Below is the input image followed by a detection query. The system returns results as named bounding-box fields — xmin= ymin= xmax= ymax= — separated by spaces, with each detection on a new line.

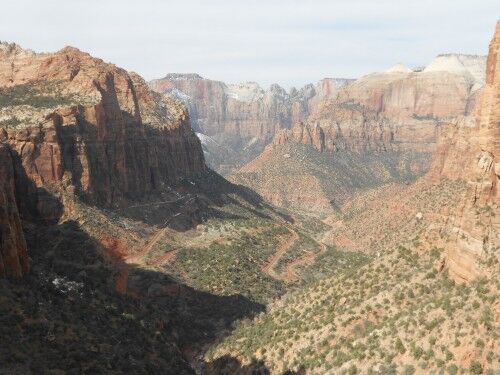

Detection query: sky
xmin=1 ymin=0 xmax=498 ymax=89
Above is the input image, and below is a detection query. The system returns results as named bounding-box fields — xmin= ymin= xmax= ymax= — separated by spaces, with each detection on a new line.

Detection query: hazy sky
xmin=1 ymin=1 xmax=498 ymax=89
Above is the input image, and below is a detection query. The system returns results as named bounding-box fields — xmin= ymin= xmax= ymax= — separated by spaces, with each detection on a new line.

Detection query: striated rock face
xmin=232 ymin=53 xmax=487 ymax=215
xmin=337 ymin=60 xmax=483 ymax=120
xmin=0 ymin=43 xmax=207 ymax=278
xmin=149 ymin=74 xmax=326 ymax=140
xmin=149 ymin=74 xmax=353 ymax=173
xmin=288 ymin=55 xmax=485 ymax=153
xmin=0 ymin=144 xmax=29 ymax=278
xmin=0 ymin=43 xmax=206 ymax=209
xmin=156 ymin=55 xmax=485 ymax=174
xmin=428 ymin=23 xmax=499 ymax=282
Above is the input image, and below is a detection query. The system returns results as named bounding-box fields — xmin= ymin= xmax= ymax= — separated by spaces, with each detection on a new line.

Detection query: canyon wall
xmin=273 ymin=54 xmax=485 ymax=158
xmin=230 ymin=55 xmax=486 ymax=214
xmin=0 ymin=144 xmax=29 ymax=278
xmin=149 ymin=74 xmax=352 ymax=173
xmin=149 ymin=75 xmax=351 ymax=141
xmin=0 ymin=43 xmax=207 ymax=277
xmin=152 ymin=55 xmax=484 ymax=174
xmin=428 ymin=23 xmax=499 ymax=282
xmin=0 ymin=43 xmax=206 ymax=209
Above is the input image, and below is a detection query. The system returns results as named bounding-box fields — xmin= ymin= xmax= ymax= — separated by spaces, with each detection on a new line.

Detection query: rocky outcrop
xmin=0 ymin=43 xmax=206 ymax=209
xmin=0 ymin=43 xmax=207 ymax=277
xmin=232 ymin=52 xmax=487 ymax=216
xmin=0 ymin=144 xmax=29 ymax=278
xmin=336 ymin=60 xmax=483 ymax=121
xmin=152 ymin=54 xmax=485 ymax=175
xmin=149 ymin=74 xmax=353 ymax=173
xmin=261 ymin=54 xmax=486 ymax=186
xmin=149 ymin=74 xmax=325 ymax=140
xmin=428 ymin=23 xmax=499 ymax=282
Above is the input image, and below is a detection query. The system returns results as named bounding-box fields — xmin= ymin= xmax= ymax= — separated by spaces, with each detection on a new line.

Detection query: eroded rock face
xmin=278 ymin=55 xmax=485 ymax=156
xmin=149 ymin=74 xmax=353 ymax=173
xmin=0 ymin=144 xmax=29 ymax=278
xmin=149 ymin=74 xmax=322 ymax=140
xmin=428 ymin=24 xmax=499 ymax=282
xmin=231 ymin=53 xmax=487 ymax=217
xmin=152 ymin=55 xmax=485 ymax=175
xmin=0 ymin=44 xmax=206 ymax=209
xmin=0 ymin=43 xmax=207 ymax=277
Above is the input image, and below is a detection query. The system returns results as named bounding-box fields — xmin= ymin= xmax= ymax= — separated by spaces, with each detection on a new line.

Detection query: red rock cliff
xmin=0 ymin=44 xmax=206 ymax=209
xmin=0 ymin=144 xmax=29 ymax=278
xmin=149 ymin=75 xmax=322 ymax=142
xmin=428 ymin=22 xmax=499 ymax=281
xmin=0 ymin=44 xmax=207 ymax=277
xmin=273 ymin=56 xmax=485 ymax=160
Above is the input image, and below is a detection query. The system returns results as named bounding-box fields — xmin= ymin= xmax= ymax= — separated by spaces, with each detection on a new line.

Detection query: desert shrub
xmin=469 ymin=360 xmax=483 ymax=374
xmin=395 ymin=338 xmax=406 ymax=354
xmin=404 ymin=364 xmax=416 ymax=375
xmin=412 ymin=346 xmax=424 ymax=360
xmin=480 ymin=307 xmax=493 ymax=330
xmin=348 ymin=364 xmax=358 ymax=374
xmin=0 ymin=117 xmax=22 ymax=127
xmin=447 ymin=363 xmax=458 ymax=375
xmin=0 ymin=83 xmax=75 ymax=108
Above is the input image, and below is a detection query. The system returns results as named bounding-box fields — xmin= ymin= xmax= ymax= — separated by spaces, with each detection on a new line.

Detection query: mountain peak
xmin=424 ymin=53 xmax=487 ymax=83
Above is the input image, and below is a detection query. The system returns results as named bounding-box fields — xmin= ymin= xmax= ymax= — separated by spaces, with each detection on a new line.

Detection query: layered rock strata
xmin=149 ymin=74 xmax=353 ymax=172
xmin=0 ymin=144 xmax=29 ymax=278
xmin=428 ymin=23 xmax=499 ymax=281
xmin=0 ymin=43 xmax=206 ymax=277
xmin=0 ymin=43 xmax=206 ymax=209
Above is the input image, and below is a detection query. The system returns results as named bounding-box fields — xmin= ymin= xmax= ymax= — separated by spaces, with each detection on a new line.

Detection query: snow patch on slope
xmin=195 ymin=132 xmax=219 ymax=147
xmin=166 ymin=88 xmax=191 ymax=102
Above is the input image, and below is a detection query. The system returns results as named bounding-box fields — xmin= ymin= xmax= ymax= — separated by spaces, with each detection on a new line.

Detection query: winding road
xmin=262 ymin=226 xmax=300 ymax=280
xmin=125 ymin=196 xmax=196 ymax=265
xmin=262 ymin=221 xmax=330 ymax=282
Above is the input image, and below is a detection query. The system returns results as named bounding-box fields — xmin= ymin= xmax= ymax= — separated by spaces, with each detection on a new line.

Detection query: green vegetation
xmin=231 ymin=143 xmax=431 ymax=216
xmin=168 ymin=218 xmax=288 ymax=303
xmin=208 ymin=241 xmax=499 ymax=374
xmin=299 ymin=245 xmax=371 ymax=284
xmin=274 ymin=231 xmax=318 ymax=273
xmin=0 ymin=82 xmax=76 ymax=109
xmin=0 ymin=116 xmax=22 ymax=127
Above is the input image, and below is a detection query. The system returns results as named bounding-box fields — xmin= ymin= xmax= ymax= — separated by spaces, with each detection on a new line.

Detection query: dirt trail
xmin=262 ymin=227 xmax=299 ymax=280
xmin=262 ymin=213 xmax=333 ymax=282
xmin=148 ymin=249 xmax=179 ymax=267
xmin=125 ymin=212 xmax=181 ymax=264
xmin=281 ymin=241 xmax=327 ymax=282
xmin=115 ymin=197 xmax=185 ymax=211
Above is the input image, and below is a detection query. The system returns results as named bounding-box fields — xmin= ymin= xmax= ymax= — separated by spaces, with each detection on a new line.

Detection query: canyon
xmin=149 ymin=74 xmax=353 ymax=173
xmin=209 ymin=23 xmax=499 ymax=374
xmin=229 ymin=53 xmax=486 ymax=214
xmin=0 ymin=17 xmax=498 ymax=375
xmin=151 ymin=54 xmax=485 ymax=175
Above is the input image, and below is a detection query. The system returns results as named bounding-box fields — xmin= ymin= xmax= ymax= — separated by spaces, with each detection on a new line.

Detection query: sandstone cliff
xmin=428 ymin=23 xmax=499 ymax=281
xmin=274 ymin=54 xmax=486 ymax=158
xmin=230 ymin=55 xmax=486 ymax=213
xmin=0 ymin=43 xmax=206 ymax=209
xmin=152 ymin=55 xmax=485 ymax=175
xmin=296 ymin=25 xmax=498 ymax=283
xmin=0 ymin=43 xmax=206 ymax=278
xmin=0 ymin=144 xmax=29 ymax=278
xmin=149 ymin=74 xmax=353 ymax=173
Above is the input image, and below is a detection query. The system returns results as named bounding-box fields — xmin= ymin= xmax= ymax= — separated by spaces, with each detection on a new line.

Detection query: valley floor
xmin=1 ymin=173 xmax=498 ymax=375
